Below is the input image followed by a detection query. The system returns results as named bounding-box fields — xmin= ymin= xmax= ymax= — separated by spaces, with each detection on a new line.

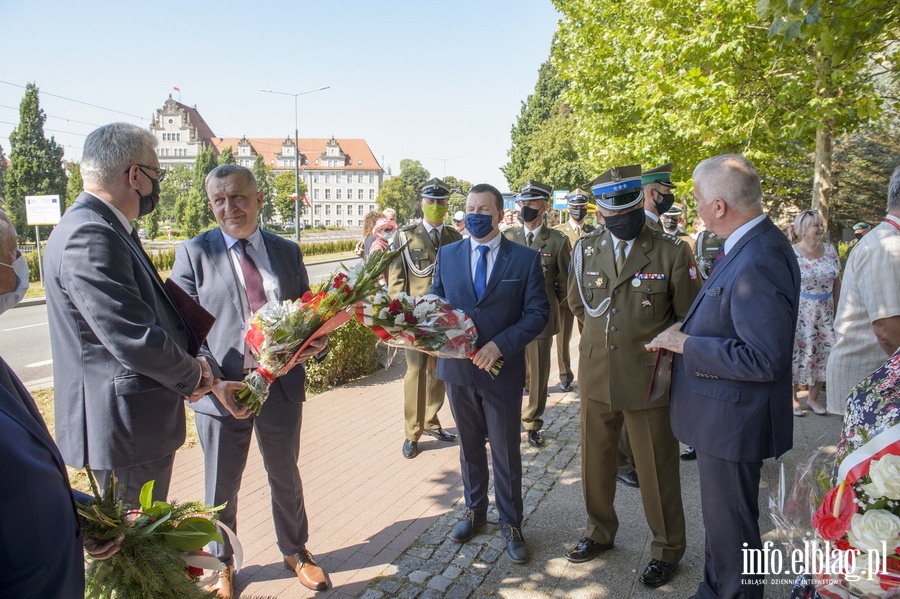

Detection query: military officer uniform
xmin=694 ymin=229 xmax=725 ymax=280
xmin=565 ymin=165 xmax=702 ymax=586
xmin=504 ymin=181 xmax=571 ymax=446
xmin=553 ymin=189 xmax=595 ymax=390
xmin=388 ymin=178 xmax=463 ymax=458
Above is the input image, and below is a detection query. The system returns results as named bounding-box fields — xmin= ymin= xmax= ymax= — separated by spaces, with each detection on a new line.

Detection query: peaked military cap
xmin=566 ymin=188 xmax=590 ymax=206
xmin=517 ymin=180 xmax=552 ymax=202
xmin=591 ymin=164 xmax=644 ymax=210
xmin=641 ymin=163 xmax=676 ymax=188
xmin=664 ymin=202 xmax=684 ymax=216
xmin=852 ymin=221 xmax=870 ymax=231
xmin=419 ymin=178 xmax=451 ymax=200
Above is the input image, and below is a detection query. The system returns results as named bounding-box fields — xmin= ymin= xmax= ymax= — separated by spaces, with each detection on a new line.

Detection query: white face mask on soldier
xmin=0 ymin=254 xmax=29 ymax=316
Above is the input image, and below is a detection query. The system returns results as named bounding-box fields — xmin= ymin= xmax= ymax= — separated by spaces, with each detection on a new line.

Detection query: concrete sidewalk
xmin=168 ymin=341 xmax=843 ymax=599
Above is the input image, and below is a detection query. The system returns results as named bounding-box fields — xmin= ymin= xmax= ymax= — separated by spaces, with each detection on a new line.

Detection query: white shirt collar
xmin=85 ymin=191 xmax=132 ymax=232
xmin=470 ymin=230 xmax=503 ymax=253
xmin=222 ymin=226 xmax=263 ymax=251
xmin=724 ymin=213 xmax=767 ymax=254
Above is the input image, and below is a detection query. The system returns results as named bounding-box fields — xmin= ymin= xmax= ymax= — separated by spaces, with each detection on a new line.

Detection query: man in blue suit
xmin=0 ymin=209 xmax=119 ymax=598
xmin=648 ymin=154 xmax=800 ymax=598
xmin=430 ymin=183 xmax=549 ymax=564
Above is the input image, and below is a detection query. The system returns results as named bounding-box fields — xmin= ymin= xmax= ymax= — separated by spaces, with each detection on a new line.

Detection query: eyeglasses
xmin=124 ymin=164 xmax=167 ymax=183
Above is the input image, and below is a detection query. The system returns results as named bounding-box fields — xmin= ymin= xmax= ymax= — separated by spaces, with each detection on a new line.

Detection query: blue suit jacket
xmin=170 ymin=227 xmax=312 ymax=417
xmin=0 ymin=359 xmax=84 ymax=598
xmin=430 ymin=235 xmax=549 ymax=390
xmin=669 ymin=217 xmax=800 ymax=462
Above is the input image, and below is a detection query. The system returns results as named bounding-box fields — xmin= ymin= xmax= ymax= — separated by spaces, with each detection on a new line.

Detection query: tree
xmin=376 ymin=177 xmax=418 ymax=225
xmin=159 ymin=164 xmax=192 ymax=225
xmin=398 ymin=159 xmax=430 ymax=192
xmin=273 ymin=170 xmax=306 ymax=225
xmin=253 ymin=155 xmax=275 ymax=225
xmin=0 ymin=144 xmax=7 ymax=208
xmin=181 ymin=189 xmax=206 ymax=238
xmin=5 ymin=83 xmax=67 ymax=240
xmin=217 ymin=146 xmax=236 ymax=165
xmin=65 ymin=162 xmax=82 ymax=210
xmin=192 ymin=146 xmax=218 ymax=226
xmin=145 ymin=209 xmax=160 ymax=240
xmin=758 ymin=0 xmax=900 ymax=224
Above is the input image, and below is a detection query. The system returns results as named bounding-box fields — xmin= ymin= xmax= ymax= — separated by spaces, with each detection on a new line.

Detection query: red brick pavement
xmin=169 ymin=354 xmax=570 ymax=598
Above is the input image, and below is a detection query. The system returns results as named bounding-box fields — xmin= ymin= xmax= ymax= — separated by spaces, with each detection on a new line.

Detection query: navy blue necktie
xmin=474 ymin=245 xmax=489 ymax=301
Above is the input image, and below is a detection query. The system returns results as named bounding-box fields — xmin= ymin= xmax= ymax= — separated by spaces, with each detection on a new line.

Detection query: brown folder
xmin=165 ymin=279 xmax=216 ymax=356
xmin=645 ymin=349 xmax=673 ymax=407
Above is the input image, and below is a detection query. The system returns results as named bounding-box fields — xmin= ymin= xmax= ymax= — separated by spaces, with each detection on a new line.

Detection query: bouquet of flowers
xmin=772 ymin=350 xmax=900 ymax=599
xmin=355 ymin=291 xmax=502 ymax=375
xmin=235 ymin=246 xmax=403 ymax=415
xmin=77 ymin=467 xmax=226 ymax=599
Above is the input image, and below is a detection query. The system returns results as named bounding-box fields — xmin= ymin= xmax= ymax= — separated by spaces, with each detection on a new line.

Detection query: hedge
xmin=305 ymin=318 xmax=381 ymax=393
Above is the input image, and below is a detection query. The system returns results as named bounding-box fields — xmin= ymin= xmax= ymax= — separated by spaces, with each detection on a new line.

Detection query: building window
xmin=336 ymin=205 xmax=342 ymax=215
xmin=314 ymin=189 xmax=320 ymax=200
xmin=325 ymin=219 xmax=331 ymax=226
xmin=369 ymin=173 xmax=375 ymax=184
xmin=358 ymin=189 xmax=364 ymax=200
xmin=314 ymin=205 xmax=320 ymax=215
xmin=325 ymin=173 xmax=330 ymax=183
xmin=358 ymin=205 xmax=364 ymax=216
xmin=369 ymin=189 xmax=375 ymax=200
xmin=336 ymin=219 xmax=342 ymax=227
xmin=325 ymin=189 xmax=331 ymax=200
xmin=336 ymin=172 xmax=342 ymax=184
xmin=347 ymin=204 xmax=354 ymax=215
xmin=336 ymin=189 xmax=342 ymax=200
xmin=325 ymin=205 xmax=331 ymax=215
xmin=369 ymin=204 xmax=375 ymax=211
xmin=313 ymin=173 xmax=319 ymax=183
xmin=357 ymin=172 xmax=363 ymax=183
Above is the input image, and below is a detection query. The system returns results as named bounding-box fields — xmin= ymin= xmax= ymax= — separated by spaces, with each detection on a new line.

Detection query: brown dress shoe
xmin=284 ymin=549 xmax=329 ymax=591
xmin=205 ymin=564 xmax=234 ymax=599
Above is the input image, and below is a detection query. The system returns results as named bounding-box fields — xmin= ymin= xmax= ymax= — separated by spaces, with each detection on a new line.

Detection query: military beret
xmin=591 ymin=165 xmax=644 ymax=210
xmin=852 ymin=222 xmax=870 ymax=231
xmin=518 ymin=180 xmax=552 ymax=202
xmin=566 ymin=188 xmax=590 ymax=206
xmin=641 ymin=163 xmax=676 ymax=188
xmin=419 ymin=178 xmax=451 ymax=200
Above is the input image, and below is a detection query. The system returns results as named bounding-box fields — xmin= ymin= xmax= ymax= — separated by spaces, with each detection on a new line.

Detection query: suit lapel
xmin=206 ymin=229 xmax=245 ymax=316
xmin=453 ymin=240 xmax=478 ymax=304
xmin=480 ymin=236 xmax=512 ymax=303
xmin=597 ymin=230 xmax=618 ymax=281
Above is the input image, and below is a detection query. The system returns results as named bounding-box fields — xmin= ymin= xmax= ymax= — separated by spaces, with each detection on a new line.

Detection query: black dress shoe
xmin=560 ymin=380 xmax=572 ymax=391
xmin=527 ymin=430 xmax=544 ymax=447
xmin=422 ymin=428 xmax=457 ymax=442
xmin=450 ymin=510 xmax=486 ymax=542
xmin=680 ymin=447 xmax=697 ymax=460
xmin=565 ymin=537 xmax=614 ymax=563
xmin=616 ymin=471 xmax=639 ymax=487
xmin=402 ymin=440 xmax=418 ymax=459
xmin=501 ymin=525 xmax=529 ymax=564
xmin=639 ymin=559 xmax=676 ymax=588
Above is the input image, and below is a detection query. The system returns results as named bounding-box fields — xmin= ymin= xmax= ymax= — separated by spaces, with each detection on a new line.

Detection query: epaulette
xmin=582 ymin=227 xmax=604 ymax=239
xmin=547 ymin=228 xmax=568 ymax=240
xmin=400 ymin=223 xmax=417 ymax=232
xmin=651 ymin=229 xmax=682 ymax=246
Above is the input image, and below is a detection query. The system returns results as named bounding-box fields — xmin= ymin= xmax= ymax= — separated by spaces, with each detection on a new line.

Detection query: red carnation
xmin=811 ymin=482 xmax=857 ymax=541
xmin=245 ymin=326 xmax=265 ymax=352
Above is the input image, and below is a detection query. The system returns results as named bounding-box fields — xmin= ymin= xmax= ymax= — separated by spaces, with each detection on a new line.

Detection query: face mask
xmin=520 ymin=205 xmax=542 ymax=224
xmin=378 ymin=229 xmax=397 ymax=242
xmin=604 ymin=209 xmax=646 ymax=241
xmin=422 ymin=204 xmax=448 ymax=223
xmin=662 ymin=216 xmax=679 ymax=231
xmin=465 ymin=213 xmax=495 ymax=240
xmin=0 ymin=254 xmax=30 ymax=316
xmin=136 ymin=176 xmax=161 ymax=217
xmin=569 ymin=207 xmax=587 ymax=222
xmin=654 ymin=192 xmax=675 ymax=216
xmin=855 ymin=232 xmax=864 ymax=240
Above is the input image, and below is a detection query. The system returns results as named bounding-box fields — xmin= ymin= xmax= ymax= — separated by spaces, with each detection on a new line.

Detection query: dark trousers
xmin=195 ymin=385 xmax=308 ymax=564
xmin=693 ymin=451 xmax=764 ymax=599
xmin=446 ymin=382 xmax=523 ymax=529
xmin=94 ymin=452 xmax=175 ymax=505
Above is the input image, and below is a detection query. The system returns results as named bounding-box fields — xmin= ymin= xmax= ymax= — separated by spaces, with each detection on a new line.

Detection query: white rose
xmin=845 ymin=509 xmax=900 ymax=553
xmin=861 ymin=455 xmax=900 ymax=500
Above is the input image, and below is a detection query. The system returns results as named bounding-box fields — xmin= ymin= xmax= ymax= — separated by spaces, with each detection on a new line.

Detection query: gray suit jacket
xmin=170 ymin=228 xmax=312 ymax=417
xmin=44 ymin=192 xmax=200 ymax=470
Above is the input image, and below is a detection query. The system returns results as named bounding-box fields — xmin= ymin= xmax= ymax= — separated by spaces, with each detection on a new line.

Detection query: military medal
xmin=632 ymin=278 xmax=641 ymax=288
xmin=595 ymin=277 xmax=604 ymax=286
xmin=585 ymin=245 xmax=594 ymax=256
xmin=642 ymin=298 xmax=652 ymax=307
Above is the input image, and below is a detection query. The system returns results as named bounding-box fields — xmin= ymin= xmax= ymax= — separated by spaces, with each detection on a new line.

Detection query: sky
xmin=0 ymin=0 xmax=560 ymax=191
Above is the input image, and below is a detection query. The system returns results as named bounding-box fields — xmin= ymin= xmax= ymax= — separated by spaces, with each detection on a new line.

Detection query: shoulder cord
xmin=398 ymin=229 xmax=436 ymax=278
xmin=573 ymin=236 xmax=611 ymax=319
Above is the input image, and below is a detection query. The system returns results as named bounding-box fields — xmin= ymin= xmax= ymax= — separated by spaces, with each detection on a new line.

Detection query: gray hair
xmin=205 ymin=164 xmax=257 ymax=194
xmin=791 ymin=209 xmax=823 ymax=243
xmin=889 ymin=164 xmax=900 ymax=211
xmin=81 ymin=123 xmax=158 ymax=188
xmin=692 ymin=154 xmax=762 ymax=212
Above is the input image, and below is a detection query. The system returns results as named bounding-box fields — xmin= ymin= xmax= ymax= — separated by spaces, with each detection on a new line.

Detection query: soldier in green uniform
xmin=504 ymin=180 xmax=571 ymax=447
xmin=640 ymin=163 xmax=677 ymax=232
xmin=553 ymin=189 xmax=595 ymax=392
xmin=662 ymin=203 xmax=694 ymax=249
xmin=388 ymin=178 xmax=464 ymax=459
xmin=565 ymin=164 xmax=702 ymax=589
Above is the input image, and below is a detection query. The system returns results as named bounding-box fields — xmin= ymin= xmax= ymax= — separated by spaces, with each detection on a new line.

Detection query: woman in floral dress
xmin=790 ymin=210 xmax=842 ymax=416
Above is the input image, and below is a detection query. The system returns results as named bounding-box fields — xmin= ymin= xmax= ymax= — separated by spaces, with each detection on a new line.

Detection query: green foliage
xmin=145 ymin=210 xmax=160 ymax=240
xmin=64 ymin=161 xmax=82 ymax=210
xmin=181 ymin=189 xmax=206 ymax=238
xmin=305 ymin=317 xmax=380 ymax=394
xmin=398 ymin=159 xmax=430 ymax=191
xmin=298 ymin=238 xmax=355 ymax=256
xmin=159 ymin=164 xmax=192 ymax=226
xmin=217 ymin=146 xmax=236 ymax=165
xmin=0 ymin=144 xmax=8 ymax=206
xmin=273 ymin=170 xmax=306 ymax=224
xmin=376 ymin=160 xmax=433 ymax=225
xmin=23 ymin=250 xmax=40 ymax=281
xmin=253 ymin=155 xmax=275 ymax=225
xmin=192 ymin=146 xmax=218 ymax=227
xmin=5 ymin=83 xmax=67 ymax=241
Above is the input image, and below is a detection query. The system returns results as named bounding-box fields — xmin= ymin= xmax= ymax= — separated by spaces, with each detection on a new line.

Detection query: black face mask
xmin=520 ymin=205 xmax=542 ymax=224
xmin=136 ymin=170 xmax=161 ymax=217
xmin=654 ymin=192 xmax=675 ymax=216
xmin=604 ymin=209 xmax=646 ymax=241
xmin=854 ymin=232 xmax=864 ymax=240
xmin=662 ymin=216 xmax=679 ymax=231
xmin=569 ymin=207 xmax=587 ymax=222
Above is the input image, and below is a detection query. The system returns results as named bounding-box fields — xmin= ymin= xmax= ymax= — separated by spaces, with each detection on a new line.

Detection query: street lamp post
xmin=260 ymin=85 xmax=330 ymax=242
xmin=427 ymin=155 xmax=462 ymax=179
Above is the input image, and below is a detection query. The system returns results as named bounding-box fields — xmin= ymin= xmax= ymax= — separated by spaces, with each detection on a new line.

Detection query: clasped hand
xmin=471 ymin=341 xmax=501 ymax=371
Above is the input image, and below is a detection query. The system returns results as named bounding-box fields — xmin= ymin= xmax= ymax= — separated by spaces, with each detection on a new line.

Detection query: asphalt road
xmin=0 ymin=256 xmax=359 ymax=390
